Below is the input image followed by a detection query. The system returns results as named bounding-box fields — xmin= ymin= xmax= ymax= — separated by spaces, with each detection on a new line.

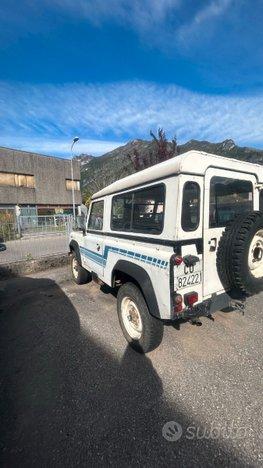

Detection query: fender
xmin=112 ymin=260 xmax=160 ymax=318
xmin=69 ymin=240 xmax=82 ymax=265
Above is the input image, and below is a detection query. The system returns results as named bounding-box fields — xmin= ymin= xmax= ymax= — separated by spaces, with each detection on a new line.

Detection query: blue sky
xmin=0 ymin=0 xmax=262 ymax=157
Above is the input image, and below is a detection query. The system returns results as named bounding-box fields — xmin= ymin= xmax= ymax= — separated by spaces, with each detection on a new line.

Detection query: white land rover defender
xmin=69 ymin=150 xmax=263 ymax=353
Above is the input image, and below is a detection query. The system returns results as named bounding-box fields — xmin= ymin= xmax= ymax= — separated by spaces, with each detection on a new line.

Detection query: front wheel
xmin=117 ymin=282 xmax=164 ymax=353
xmin=70 ymin=251 xmax=91 ymax=285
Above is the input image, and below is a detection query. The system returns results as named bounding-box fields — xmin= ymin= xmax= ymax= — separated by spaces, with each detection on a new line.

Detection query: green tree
xmin=82 ymin=188 xmax=93 ymax=207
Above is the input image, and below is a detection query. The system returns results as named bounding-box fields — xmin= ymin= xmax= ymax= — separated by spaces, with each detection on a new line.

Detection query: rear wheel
xmin=117 ymin=282 xmax=164 ymax=353
xmin=70 ymin=251 xmax=90 ymax=285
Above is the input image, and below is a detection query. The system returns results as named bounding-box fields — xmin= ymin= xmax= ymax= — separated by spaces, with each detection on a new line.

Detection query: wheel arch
xmin=112 ymin=259 xmax=160 ymax=318
xmin=69 ymin=240 xmax=82 ymax=265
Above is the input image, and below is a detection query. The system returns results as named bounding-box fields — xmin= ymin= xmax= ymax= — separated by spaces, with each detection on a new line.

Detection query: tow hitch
xmin=230 ymin=299 xmax=246 ymax=315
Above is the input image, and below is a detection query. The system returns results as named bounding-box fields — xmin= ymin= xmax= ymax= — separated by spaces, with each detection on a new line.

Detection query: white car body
xmin=70 ymin=150 xmax=263 ymax=321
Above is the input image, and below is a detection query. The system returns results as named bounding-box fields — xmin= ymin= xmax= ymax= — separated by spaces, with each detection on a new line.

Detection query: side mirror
xmin=0 ymin=243 xmax=6 ymax=252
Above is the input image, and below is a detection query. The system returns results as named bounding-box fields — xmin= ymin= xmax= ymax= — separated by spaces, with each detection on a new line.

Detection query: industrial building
xmin=0 ymin=146 xmax=81 ymax=218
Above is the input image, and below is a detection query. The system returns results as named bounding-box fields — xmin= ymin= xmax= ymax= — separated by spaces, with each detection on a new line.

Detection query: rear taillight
xmin=184 ymin=291 xmax=198 ymax=307
xmin=173 ymin=293 xmax=183 ymax=313
xmin=171 ymin=254 xmax=183 ymax=266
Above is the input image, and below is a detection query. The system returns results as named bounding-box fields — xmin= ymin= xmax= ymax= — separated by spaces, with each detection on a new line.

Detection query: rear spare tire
xmin=217 ymin=211 xmax=263 ymax=296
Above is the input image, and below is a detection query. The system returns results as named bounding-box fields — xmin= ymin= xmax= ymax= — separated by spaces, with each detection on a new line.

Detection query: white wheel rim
xmin=121 ymin=297 xmax=143 ymax=340
xmin=248 ymin=229 xmax=263 ymax=278
xmin=72 ymin=257 xmax=79 ymax=279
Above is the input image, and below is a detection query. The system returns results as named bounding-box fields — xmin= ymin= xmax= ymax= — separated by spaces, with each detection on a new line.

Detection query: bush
xmin=0 ymin=211 xmax=18 ymax=241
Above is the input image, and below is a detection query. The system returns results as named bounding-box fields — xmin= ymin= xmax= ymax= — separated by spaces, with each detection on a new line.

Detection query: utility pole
xmin=70 ymin=136 xmax=79 ymax=221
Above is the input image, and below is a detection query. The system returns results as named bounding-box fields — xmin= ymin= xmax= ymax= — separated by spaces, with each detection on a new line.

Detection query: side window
xmin=111 ymin=193 xmax=133 ymax=231
xmin=209 ymin=177 xmax=253 ymax=228
xmin=88 ymin=200 xmax=104 ymax=231
xmin=260 ymin=191 xmax=263 ymax=211
xmin=132 ymin=185 xmax=165 ymax=234
xmin=181 ymin=182 xmax=200 ymax=231
xmin=111 ymin=184 xmax=165 ymax=234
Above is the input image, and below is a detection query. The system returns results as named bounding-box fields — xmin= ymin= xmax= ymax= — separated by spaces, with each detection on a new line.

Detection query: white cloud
xmin=177 ymin=0 xmax=233 ymax=46
xmin=0 ymin=0 xmax=257 ymax=64
xmin=0 ymin=135 xmax=123 ymax=157
xmin=0 ymin=80 xmax=262 ymax=156
xmin=49 ymin=0 xmax=181 ymax=31
xmin=46 ymin=0 xmax=237 ymax=51
xmin=194 ymin=0 xmax=232 ymax=24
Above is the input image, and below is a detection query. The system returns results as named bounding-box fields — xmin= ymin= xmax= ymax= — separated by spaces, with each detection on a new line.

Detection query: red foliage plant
xmin=128 ymin=128 xmax=177 ymax=171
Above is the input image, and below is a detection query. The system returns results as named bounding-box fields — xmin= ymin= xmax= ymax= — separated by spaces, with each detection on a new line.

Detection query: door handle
xmin=209 ymin=237 xmax=217 ymax=252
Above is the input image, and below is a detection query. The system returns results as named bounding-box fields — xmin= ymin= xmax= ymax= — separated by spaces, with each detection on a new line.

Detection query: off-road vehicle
xmin=69 ymin=150 xmax=263 ymax=352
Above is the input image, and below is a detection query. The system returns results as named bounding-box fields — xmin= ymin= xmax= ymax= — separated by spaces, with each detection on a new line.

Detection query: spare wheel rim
xmin=248 ymin=229 xmax=263 ymax=278
xmin=121 ymin=297 xmax=143 ymax=340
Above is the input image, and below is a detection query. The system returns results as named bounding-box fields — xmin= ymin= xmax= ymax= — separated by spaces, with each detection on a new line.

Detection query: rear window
xmin=209 ymin=177 xmax=253 ymax=228
xmin=111 ymin=184 xmax=165 ymax=234
xmin=181 ymin=182 xmax=200 ymax=231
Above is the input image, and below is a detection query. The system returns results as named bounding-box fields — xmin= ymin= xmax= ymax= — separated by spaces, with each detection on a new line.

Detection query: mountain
xmin=74 ymin=154 xmax=95 ymax=166
xmin=80 ymin=139 xmax=263 ymax=196
xmin=179 ymin=139 xmax=263 ymax=163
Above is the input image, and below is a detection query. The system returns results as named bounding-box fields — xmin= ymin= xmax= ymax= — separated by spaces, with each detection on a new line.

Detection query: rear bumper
xmin=176 ymin=292 xmax=231 ymax=320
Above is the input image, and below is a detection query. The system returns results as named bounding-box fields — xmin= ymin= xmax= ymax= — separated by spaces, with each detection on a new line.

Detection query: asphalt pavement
xmin=0 ymin=234 xmax=68 ymax=264
xmin=0 ymin=266 xmax=262 ymax=467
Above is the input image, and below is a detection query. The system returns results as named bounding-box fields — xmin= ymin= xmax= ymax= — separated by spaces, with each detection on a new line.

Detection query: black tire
xmin=117 ymin=282 xmax=164 ymax=353
xmin=217 ymin=211 xmax=263 ymax=296
xmin=70 ymin=251 xmax=91 ymax=285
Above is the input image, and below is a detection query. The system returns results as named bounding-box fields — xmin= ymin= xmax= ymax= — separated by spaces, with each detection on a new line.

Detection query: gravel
xmin=0 ymin=266 xmax=262 ymax=467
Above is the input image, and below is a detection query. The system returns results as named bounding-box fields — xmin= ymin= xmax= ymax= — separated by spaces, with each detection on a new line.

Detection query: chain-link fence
xmin=19 ymin=215 xmax=73 ymax=236
xmin=0 ymin=215 xmax=73 ymax=264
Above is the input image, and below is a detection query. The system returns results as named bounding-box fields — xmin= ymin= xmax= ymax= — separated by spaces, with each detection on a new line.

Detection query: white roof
xmin=92 ymin=150 xmax=263 ymax=199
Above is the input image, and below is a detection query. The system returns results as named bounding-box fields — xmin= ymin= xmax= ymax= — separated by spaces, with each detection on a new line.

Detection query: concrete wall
xmin=0 ymin=147 xmax=81 ymax=206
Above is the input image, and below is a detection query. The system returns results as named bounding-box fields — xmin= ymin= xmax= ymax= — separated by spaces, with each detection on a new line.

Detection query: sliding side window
xmin=111 ymin=192 xmax=133 ymax=231
xmin=111 ymin=184 xmax=165 ymax=234
xmin=131 ymin=185 xmax=165 ymax=234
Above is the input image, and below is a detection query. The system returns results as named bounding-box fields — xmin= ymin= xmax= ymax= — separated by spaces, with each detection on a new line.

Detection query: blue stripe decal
xmin=80 ymin=245 xmax=169 ymax=269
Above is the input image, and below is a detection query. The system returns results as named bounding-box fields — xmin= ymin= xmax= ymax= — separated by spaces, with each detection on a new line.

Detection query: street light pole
xmin=70 ymin=136 xmax=79 ymax=221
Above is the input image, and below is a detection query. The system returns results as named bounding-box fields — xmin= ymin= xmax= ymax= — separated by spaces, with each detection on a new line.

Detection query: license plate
xmin=176 ymin=271 xmax=202 ymax=289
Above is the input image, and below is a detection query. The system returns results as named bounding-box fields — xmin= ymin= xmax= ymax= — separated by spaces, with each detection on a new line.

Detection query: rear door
xmin=203 ymin=168 xmax=256 ymax=298
xmin=81 ymin=199 xmax=105 ymax=278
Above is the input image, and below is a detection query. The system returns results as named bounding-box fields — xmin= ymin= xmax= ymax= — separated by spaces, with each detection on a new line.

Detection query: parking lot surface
xmin=0 ymin=266 xmax=262 ymax=467
xmin=0 ymin=234 xmax=68 ymax=264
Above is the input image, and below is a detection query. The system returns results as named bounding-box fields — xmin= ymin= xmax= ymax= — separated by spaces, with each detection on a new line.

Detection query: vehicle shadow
xmin=0 ymin=274 xmax=245 ymax=466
